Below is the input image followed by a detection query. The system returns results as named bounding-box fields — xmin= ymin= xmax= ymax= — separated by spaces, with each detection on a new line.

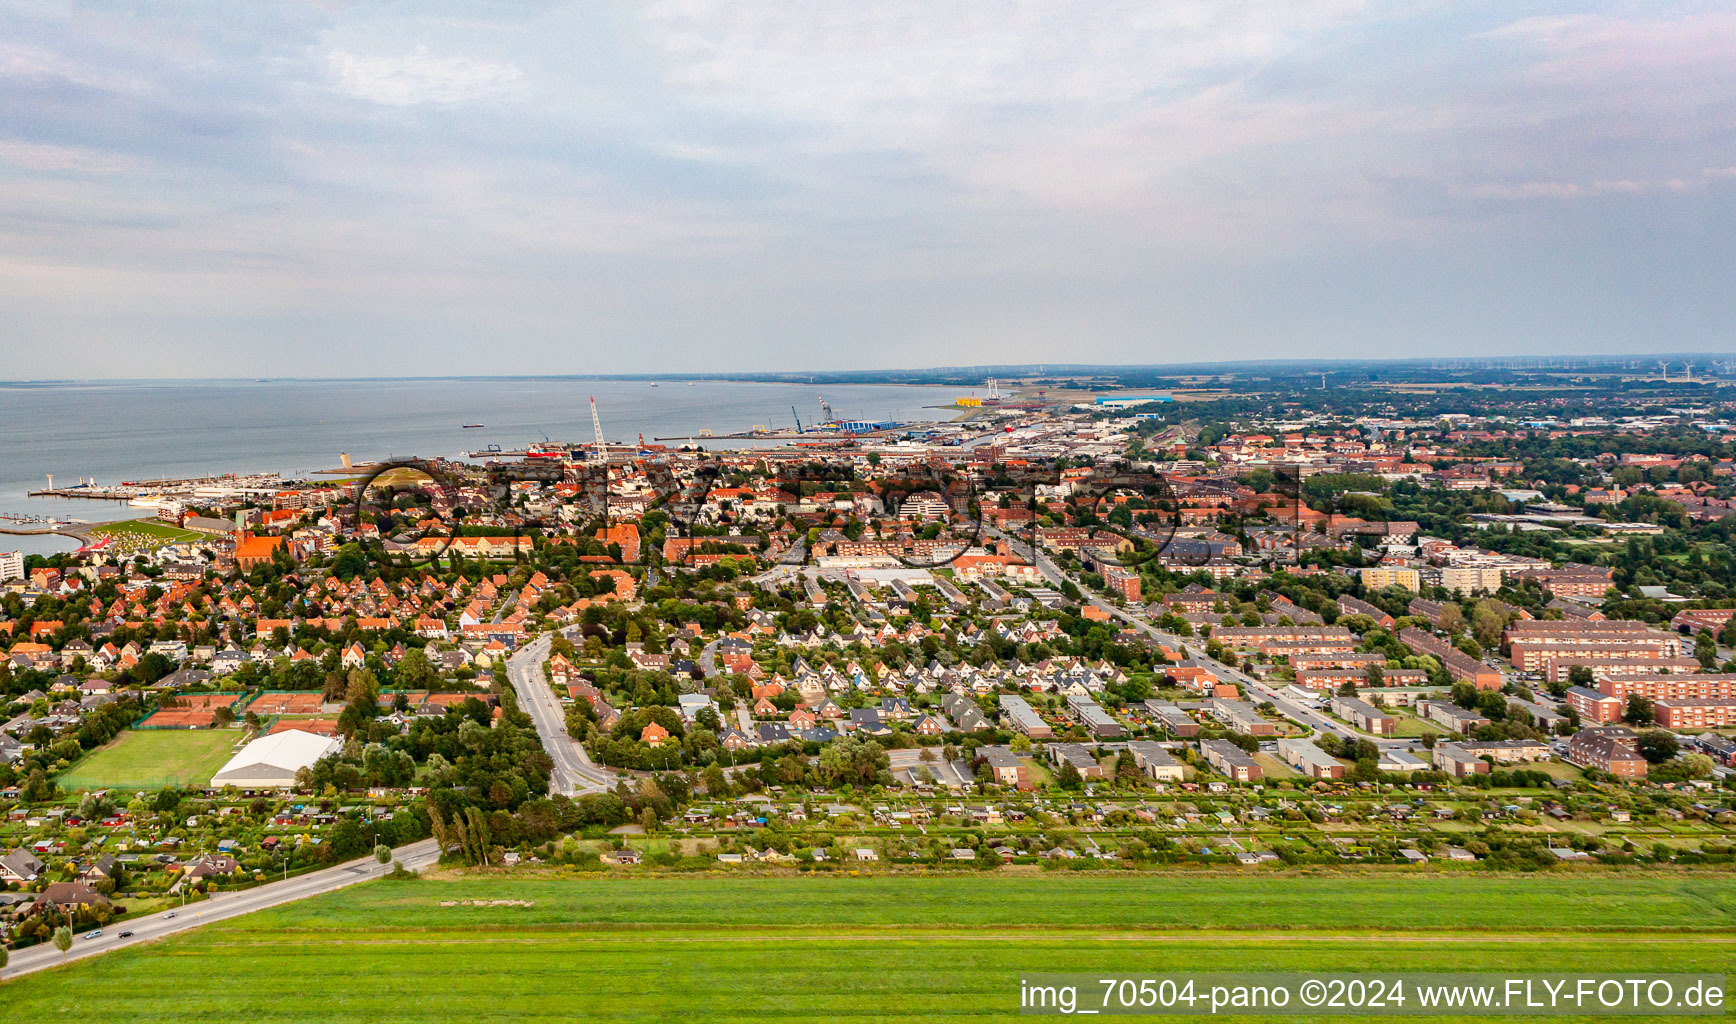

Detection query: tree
xmin=701 ymin=763 xmax=729 ymax=797
xmin=1636 ymin=730 xmax=1678 ymax=764
xmin=1471 ymin=601 xmax=1506 ymax=651
xmin=1678 ymin=753 xmax=1714 ymax=779
xmin=374 ymin=844 xmax=392 ymax=864
xmin=1623 ymin=695 xmax=1656 ymax=727
xmin=53 ymin=925 xmax=73 ymax=956
xmin=1337 ymin=679 xmax=1360 ymax=697
xmin=396 ymin=648 xmax=437 ymax=690
xmin=1365 ymin=664 xmax=1384 ymax=688
xmin=1056 ymin=761 xmax=1084 ymax=791
xmin=0 ymin=943 xmax=7 ymax=969
xmin=1114 ymin=751 xmax=1142 ymax=786
xmin=1695 ymin=630 xmax=1718 ymax=670
xmin=21 ymin=768 xmax=55 ymax=803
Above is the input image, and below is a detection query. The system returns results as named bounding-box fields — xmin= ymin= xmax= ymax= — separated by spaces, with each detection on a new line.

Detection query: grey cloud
xmin=0 ymin=1 xmax=1731 ymax=377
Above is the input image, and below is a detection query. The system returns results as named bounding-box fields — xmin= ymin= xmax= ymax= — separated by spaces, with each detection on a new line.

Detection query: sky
xmin=1 ymin=1 xmax=1733 ymax=378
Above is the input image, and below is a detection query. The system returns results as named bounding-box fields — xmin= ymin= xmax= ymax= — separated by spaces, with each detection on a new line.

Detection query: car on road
xmin=164 ymin=911 xmax=176 ymax=919
xmin=83 ymin=929 xmax=103 ymax=939
xmin=119 ymin=930 xmax=135 ymax=938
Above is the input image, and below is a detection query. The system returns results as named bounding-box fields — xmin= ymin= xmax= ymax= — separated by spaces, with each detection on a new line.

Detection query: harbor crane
xmin=791 ymin=405 xmax=803 ymax=433
xmin=589 ymin=396 xmax=607 ymax=464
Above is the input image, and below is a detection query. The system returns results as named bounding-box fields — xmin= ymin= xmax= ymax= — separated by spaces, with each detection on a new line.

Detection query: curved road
xmin=0 ymin=838 xmax=440 ymax=981
xmin=505 ymin=632 xmax=616 ymax=795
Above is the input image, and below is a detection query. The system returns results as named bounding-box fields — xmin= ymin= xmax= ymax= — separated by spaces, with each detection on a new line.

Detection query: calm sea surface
xmin=0 ymin=378 xmax=952 ymax=554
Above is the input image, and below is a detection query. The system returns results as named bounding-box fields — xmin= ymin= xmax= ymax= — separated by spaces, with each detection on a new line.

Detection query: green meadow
xmin=7 ymin=872 xmax=1732 ymax=1022
xmin=58 ymin=729 xmax=238 ymax=790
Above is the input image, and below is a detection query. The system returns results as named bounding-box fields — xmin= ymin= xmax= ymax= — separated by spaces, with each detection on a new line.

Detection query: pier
xmin=27 ymin=487 xmax=139 ymax=501
xmin=0 ymin=520 xmax=98 ymax=541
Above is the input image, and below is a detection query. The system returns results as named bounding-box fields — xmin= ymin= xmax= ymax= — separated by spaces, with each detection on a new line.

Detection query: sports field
xmin=58 ymin=729 xmax=238 ymax=790
xmin=5 ymin=873 xmax=1732 ymax=1021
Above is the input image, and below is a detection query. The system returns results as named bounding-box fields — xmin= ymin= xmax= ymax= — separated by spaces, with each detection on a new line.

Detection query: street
xmin=986 ymin=525 xmax=1415 ymax=749
xmin=505 ymin=632 xmax=616 ymax=794
xmin=0 ymin=838 xmax=440 ymax=981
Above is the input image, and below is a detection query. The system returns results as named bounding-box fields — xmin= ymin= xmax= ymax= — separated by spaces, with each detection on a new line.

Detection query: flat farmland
xmin=5 ymin=873 xmax=1733 ymax=1022
xmin=58 ymin=729 xmax=238 ymax=790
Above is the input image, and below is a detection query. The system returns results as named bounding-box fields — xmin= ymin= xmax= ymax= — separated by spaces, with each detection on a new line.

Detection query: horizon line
xmin=3 ymin=352 xmax=1733 ymax=386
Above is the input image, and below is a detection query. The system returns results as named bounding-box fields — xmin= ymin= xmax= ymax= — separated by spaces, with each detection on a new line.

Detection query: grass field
xmin=58 ymin=729 xmax=238 ymax=790
xmin=6 ymin=873 xmax=1733 ymax=1021
xmin=90 ymin=517 xmax=202 ymax=540
xmin=1250 ymin=752 xmax=1298 ymax=778
xmin=1389 ymin=710 xmax=1449 ymax=738
xmin=88 ymin=517 xmax=203 ymax=548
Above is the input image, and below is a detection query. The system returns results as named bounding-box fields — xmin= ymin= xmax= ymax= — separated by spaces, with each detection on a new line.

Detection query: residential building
xmin=1432 ymin=742 xmax=1491 ymax=778
xmin=1418 ymin=700 xmax=1489 ymax=735
xmin=1440 ymin=566 xmax=1504 ymax=596
xmin=1399 ymin=628 xmax=1502 ymax=689
xmin=1456 ymin=739 xmax=1550 ymax=763
xmin=978 ymin=747 xmax=1032 ymax=790
xmin=1101 ymin=564 xmax=1141 ymax=603
xmin=1567 ymin=726 xmax=1648 ymax=778
xmin=1125 ymin=741 xmax=1185 ymax=782
xmin=1653 ymin=698 xmax=1736 ymax=729
xmin=1357 ymin=566 xmax=1420 ymax=592
xmin=997 ymin=693 xmax=1052 ymax=739
xmin=1276 ymin=737 xmax=1345 ymax=779
xmin=1598 ymin=674 xmax=1736 ymax=702
xmin=1048 ymin=742 xmax=1104 ymax=779
xmin=1066 ymin=693 xmax=1125 ymax=739
xmin=1211 ymin=697 xmax=1275 ymax=736
xmin=1330 ymin=694 xmax=1394 ymax=735
xmin=1142 ymin=699 xmax=1199 ymax=737
xmin=1200 ymin=739 xmax=1262 ymax=782
xmin=1565 ymin=685 xmax=1623 ymax=724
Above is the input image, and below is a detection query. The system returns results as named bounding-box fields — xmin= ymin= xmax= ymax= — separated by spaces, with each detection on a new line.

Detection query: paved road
xmin=505 ymin=632 xmax=615 ymax=795
xmin=489 ymin=588 xmax=520 ymax=624
xmin=697 ymin=638 xmax=722 ymax=679
xmin=986 ymin=525 xmax=1406 ymax=748
xmin=0 ymin=838 xmax=440 ymax=981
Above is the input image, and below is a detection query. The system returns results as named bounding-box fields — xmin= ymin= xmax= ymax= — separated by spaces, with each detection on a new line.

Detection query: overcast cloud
xmin=1 ymin=1 xmax=1732 ymax=377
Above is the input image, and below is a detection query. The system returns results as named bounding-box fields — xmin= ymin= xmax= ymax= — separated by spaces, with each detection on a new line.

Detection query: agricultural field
xmin=58 ymin=729 xmax=240 ymax=790
xmin=6 ymin=873 xmax=1733 ymax=1022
